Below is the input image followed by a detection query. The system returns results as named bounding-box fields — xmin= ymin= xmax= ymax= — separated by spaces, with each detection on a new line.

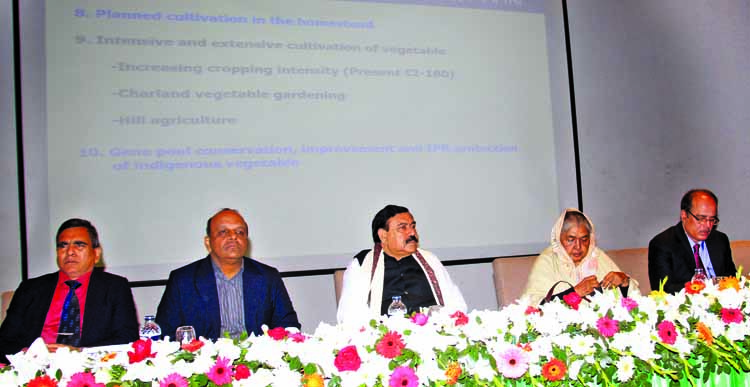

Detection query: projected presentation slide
xmin=23 ymin=0 xmax=574 ymax=280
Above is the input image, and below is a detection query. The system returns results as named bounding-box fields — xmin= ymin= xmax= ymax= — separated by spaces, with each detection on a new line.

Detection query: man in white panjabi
xmin=337 ymin=205 xmax=466 ymax=324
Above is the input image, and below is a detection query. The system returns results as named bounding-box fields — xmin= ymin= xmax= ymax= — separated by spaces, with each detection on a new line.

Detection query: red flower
xmin=207 ymin=357 xmax=232 ymax=385
xmin=180 ymin=339 xmax=204 ymax=352
xmin=128 ymin=338 xmax=157 ymax=364
xmin=27 ymin=375 xmax=58 ymax=387
xmin=685 ymin=281 xmax=706 ymax=294
xmin=657 ymin=320 xmax=678 ymax=345
xmin=233 ymin=364 xmax=251 ymax=380
xmin=721 ymin=308 xmax=744 ymax=324
xmin=563 ymin=292 xmax=582 ymax=310
xmin=450 ymin=311 xmax=469 ymax=326
xmin=376 ymin=331 xmax=406 ymax=359
xmin=289 ymin=332 xmax=307 ymax=343
xmin=541 ymin=358 xmax=567 ymax=382
xmin=267 ymin=327 xmax=289 ymax=341
xmin=334 ymin=345 xmax=362 ymax=372
xmin=524 ymin=306 xmax=541 ymax=315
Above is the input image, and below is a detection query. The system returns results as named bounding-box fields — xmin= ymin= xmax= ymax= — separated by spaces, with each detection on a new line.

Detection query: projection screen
xmin=20 ymin=0 xmax=578 ymax=281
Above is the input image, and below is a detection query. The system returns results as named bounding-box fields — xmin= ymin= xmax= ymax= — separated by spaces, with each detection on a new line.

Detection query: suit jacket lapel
xmin=242 ymin=258 xmax=264 ymax=334
xmin=704 ymin=232 xmax=723 ymax=271
xmin=673 ymin=222 xmax=697 ymax=268
xmin=81 ymin=270 xmax=102 ymax=342
xmin=195 ymin=257 xmax=222 ymax=335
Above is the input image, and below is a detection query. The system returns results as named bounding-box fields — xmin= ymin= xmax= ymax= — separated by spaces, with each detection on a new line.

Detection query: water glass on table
xmin=175 ymin=326 xmax=196 ymax=349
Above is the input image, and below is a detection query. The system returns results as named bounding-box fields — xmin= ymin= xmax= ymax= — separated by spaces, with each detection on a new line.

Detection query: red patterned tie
xmin=693 ymin=243 xmax=705 ymax=272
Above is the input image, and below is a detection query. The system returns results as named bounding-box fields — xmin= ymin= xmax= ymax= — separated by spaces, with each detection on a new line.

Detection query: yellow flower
xmin=445 ymin=362 xmax=462 ymax=385
xmin=302 ymin=373 xmax=325 ymax=387
xmin=719 ymin=276 xmax=740 ymax=291
xmin=696 ymin=322 xmax=713 ymax=346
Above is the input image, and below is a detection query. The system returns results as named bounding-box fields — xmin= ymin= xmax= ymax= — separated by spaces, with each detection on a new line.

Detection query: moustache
xmin=406 ymin=236 xmax=419 ymax=244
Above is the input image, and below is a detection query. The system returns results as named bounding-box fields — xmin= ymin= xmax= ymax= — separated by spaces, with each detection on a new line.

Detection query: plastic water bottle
xmin=387 ymin=296 xmax=407 ymax=317
xmin=692 ymin=268 xmax=707 ymax=283
xmin=139 ymin=315 xmax=162 ymax=340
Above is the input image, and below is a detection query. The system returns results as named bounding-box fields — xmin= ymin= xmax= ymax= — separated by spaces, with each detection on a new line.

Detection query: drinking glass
xmin=175 ymin=326 xmax=196 ymax=347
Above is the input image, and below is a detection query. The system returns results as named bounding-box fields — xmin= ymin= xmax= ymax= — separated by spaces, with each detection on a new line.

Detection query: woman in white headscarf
xmin=522 ymin=209 xmax=640 ymax=305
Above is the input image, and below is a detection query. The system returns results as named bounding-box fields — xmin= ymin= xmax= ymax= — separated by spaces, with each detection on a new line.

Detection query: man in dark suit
xmin=649 ymin=189 xmax=736 ymax=293
xmin=0 ymin=218 xmax=139 ymax=363
xmin=156 ymin=208 xmax=299 ymax=340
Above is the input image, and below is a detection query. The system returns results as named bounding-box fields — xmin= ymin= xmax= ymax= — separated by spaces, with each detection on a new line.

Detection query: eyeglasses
xmin=686 ymin=209 xmax=720 ymax=225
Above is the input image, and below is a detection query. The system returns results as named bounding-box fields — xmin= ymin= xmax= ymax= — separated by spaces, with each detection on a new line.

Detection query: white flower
xmin=570 ymin=335 xmax=596 ymax=356
xmin=717 ymin=288 xmax=743 ymax=308
xmin=568 ymin=359 xmax=584 ymax=380
xmin=0 ymin=369 xmax=19 ymax=386
xmin=615 ymin=355 xmax=635 ymax=382
xmin=214 ymin=337 xmax=241 ymax=361
xmin=249 ymin=368 xmax=276 ymax=386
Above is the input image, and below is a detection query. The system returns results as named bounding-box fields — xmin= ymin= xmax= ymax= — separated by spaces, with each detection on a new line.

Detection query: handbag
xmin=541 ymin=280 xmax=591 ymax=304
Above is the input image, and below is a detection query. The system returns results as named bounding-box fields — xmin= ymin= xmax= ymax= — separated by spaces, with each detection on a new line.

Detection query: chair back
xmin=1 ymin=290 xmax=14 ymax=323
xmin=333 ymin=270 xmax=345 ymax=305
xmin=731 ymin=240 xmax=750 ymax=275
xmin=606 ymin=248 xmax=650 ymax=292
xmin=492 ymin=256 xmax=537 ymax=307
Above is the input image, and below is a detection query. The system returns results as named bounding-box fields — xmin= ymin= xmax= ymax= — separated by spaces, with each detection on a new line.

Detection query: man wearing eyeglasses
xmin=0 ymin=218 xmax=139 ymax=363
xmin=648 ymin=189 xmax=736 ymax=293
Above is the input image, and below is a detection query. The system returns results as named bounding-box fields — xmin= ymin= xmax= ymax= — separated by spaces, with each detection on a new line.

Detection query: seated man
xmin=156 ymin=208 xmax=300 ymax=340
xmin=649 ymin=189 xmax=736 ymax=293
xmin=0 ymin=219 xmax=139 ymax=362
xmin=523 ymin=209 xmax=639 ymax=305
xmin=337 ymin=205 xmax=466 ymax=324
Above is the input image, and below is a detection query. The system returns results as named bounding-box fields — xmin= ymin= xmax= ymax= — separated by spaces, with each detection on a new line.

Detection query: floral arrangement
xmin=2 ymin=274 xmax=750 ymax=387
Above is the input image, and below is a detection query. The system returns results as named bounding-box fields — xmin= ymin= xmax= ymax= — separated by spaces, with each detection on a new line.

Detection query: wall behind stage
xmin=567 ymin=0 xmax=750 ymax=251
xmin=3 ymin=0 xmax=750 ymax=328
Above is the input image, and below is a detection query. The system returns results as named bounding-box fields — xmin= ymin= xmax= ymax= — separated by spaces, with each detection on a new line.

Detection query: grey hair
xmin=561 ymin=211 xmax=592 ymax=235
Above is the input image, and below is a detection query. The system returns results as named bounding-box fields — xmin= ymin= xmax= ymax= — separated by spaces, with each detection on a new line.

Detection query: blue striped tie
xmin=57 ymin=280 xmax=82 ymax=346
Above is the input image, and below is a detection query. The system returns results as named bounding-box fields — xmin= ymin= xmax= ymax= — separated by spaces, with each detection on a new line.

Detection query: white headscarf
xmin=549 ymin=208 xmax=600 ymax=283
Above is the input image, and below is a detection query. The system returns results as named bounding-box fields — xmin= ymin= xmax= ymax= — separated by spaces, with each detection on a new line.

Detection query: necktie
xmin=57 ymin=280 xmax=82 ymax=346
xmin=693 ymin=243 xmax=706 ymax=272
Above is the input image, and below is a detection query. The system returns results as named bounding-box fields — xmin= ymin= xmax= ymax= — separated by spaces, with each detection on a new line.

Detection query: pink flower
xmin=657 ymin=320 xmax=677 ymax=345
xmin=127 ymin=338 xmax=156 ymax=364
xmin=621 ymin=297 xmax=638 ymax=312
xmin=563 ymin=292 xmax=582 ymax=310
xmin=721 ymin=308 xmax=744 ymax=324
xmin=388 ymin=366 xmax=419 ymax=387
xmin=376 ymin=331 xmax=406 ymax=359
xmin=233 ymin=364 xmax=251 ymax=380
xmin=596 ymin=316 xmax=620 ymax=338
xmin=289 ymin=332 xmax=307 ymax=343
xmin=450 ymin=311 xmax=469 ymax=326
xmin=410 ymin=313 xmax=428 ymax=326
xmin=267 ymin=327 xmax=289 ymax=341
xmin=334 ymin=345 xmax=362 ymax=372
xmin=67 ymin=372 xmax=104 ymax=387
xmin=206 ymin=357 xmax=233 ymax=385
xmin=496 ymin=346 xmax=529 ymax=379
xmin=159 ymin=373 xmax=188 ymax=387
